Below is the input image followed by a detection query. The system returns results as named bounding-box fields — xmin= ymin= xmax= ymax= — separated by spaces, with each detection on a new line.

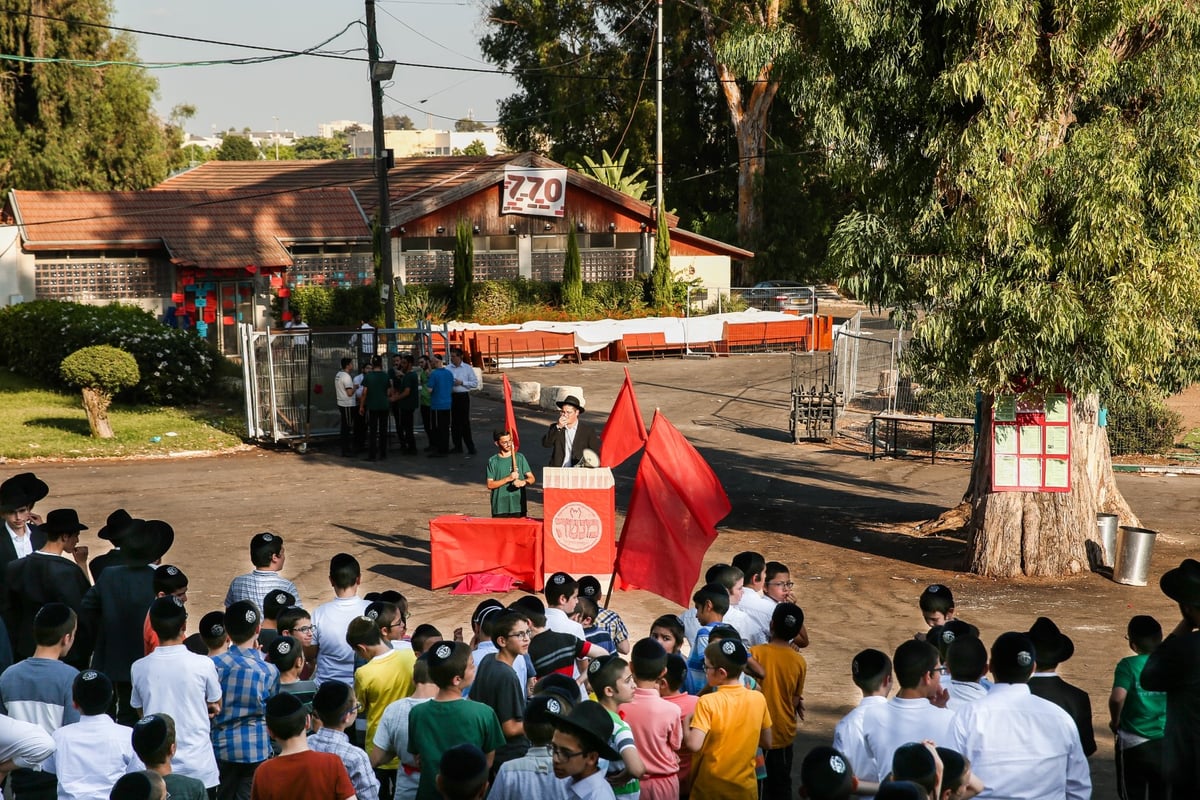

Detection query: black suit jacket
xmin=542 ymin=422 xmax=601 ymax=468
xmin=1141 ymin=629 xmax=1200 ymax=787
xmin=0 ymin=525 xmax=47 ymax=583
xmin=4 ymin=552 xmax=92 ymax=666
xmin=1028 ymin=674 xmax=1097 ymax=756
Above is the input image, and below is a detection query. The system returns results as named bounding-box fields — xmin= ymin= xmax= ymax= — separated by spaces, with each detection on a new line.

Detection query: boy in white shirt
xmin=307 ymin=553 xmax=369 ymax=686
xmin=47 ymin=670 xmax=140 ymax=800
xmin=130 ymin=596 xmax=222 ymax=792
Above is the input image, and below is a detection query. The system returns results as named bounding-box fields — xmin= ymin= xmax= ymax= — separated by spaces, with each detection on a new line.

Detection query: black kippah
xmin=149 ymin=595 xmax=186 ymax=625
xmin=72 ymin=669 xmax=112 ymax=712
xmin=199 ymin=611 xmax=225 ymax=639
xmin=109 ymin=772 xmax=155 ymax=800
xmin=631 ymin=637 xmax=666 ymax=662
xmin=265 ymin=691 xmax=304 ymax=718
xmin=34 ymin=602 xmax=72 ymax=630
xmin=131 ymin=715 xmax=169 ymax=756
xmin=225 ymin=600 xmax=261 ymax=640
xmin=440 ymin=743 xmax=488 ymax=778
xmin=311 ymin=680 xmax=353 ymax=717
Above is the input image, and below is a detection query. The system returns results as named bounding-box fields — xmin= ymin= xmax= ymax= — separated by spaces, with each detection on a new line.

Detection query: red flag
xmin=614 ymin=410 xmax=732 ymax=606
xmin=502 ymin=374 xmax=520 ymax=453
xmin=601 ymin=368 xmax=647 ymax=468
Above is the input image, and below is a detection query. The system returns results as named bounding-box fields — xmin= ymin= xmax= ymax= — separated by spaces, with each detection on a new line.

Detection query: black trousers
xmin=763 ymin=743 xmax=793 ymax=800
xmin=397 ymin=408 xmax=416 ymax=451
xmin=431 ymin=408 xmax=451 ymax=453
xmin=338 ymin=406 xmax=355 ymax=454
xmin=366 ymin=408 xmax=389 ymax=458
xmin=420 ymin=405 xmax=434 ymax=448
xmin=389 ymin=401 xmax=401 ymax=440
xmin=216 ymin=759 xmax=261 ymax=800
xmin=353 ymin=404 xmax=366 ymax=450
xmin=11 ymin=769 xmax=56 ymax=800
xmin=450 ymin=392 xmax=475 ymax=453
xmin=1116 ymin=738 xmax=1168 ymax=800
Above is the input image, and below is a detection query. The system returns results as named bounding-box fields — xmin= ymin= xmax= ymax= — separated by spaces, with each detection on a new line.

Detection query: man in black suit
xmin=1141 ymin=558 xmax=1200 ymax=794
xmin=0 ymin=473 xmax=49 ymax=586
xmin=1027 ymin=616 xmax=1097 ymax=756
xmin=542 ymin=394 xmax=601 ymax=468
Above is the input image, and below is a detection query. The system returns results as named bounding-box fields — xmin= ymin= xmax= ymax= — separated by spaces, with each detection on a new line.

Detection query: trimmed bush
xmin=60 ymin=345 xmax=140 ymax=395
xmin=0 ymin=301 xmax=213 ymax=404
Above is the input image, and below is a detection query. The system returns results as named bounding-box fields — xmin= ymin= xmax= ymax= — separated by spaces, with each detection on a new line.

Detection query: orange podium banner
xmin=542 ymin=468 xmax=616 ymax=581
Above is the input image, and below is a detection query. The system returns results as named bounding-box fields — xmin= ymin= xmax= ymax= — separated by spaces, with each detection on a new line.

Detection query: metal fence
xmin=239 ymin=322 xmax=450 ymax=443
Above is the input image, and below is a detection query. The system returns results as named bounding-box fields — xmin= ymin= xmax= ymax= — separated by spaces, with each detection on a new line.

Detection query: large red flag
xmin=502 ymin=374 xmax=520 ymax=452
xmin=614 ymin=410 xmax=732 ymax=606
xmin=601 ymin=368 xmax=647 ymax=468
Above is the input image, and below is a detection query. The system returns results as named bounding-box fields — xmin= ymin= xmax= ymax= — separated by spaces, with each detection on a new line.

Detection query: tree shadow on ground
xmin=334 ymin=524 xmax=432 ymax=587
xmin=25 ymin=417 xmax=90 ymax=436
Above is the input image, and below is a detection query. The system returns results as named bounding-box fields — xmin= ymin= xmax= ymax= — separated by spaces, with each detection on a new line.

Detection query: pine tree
xmin=453 ymin=218 xmax=475 ymax=319
xmin=561 ymin=225 xmax=584 ymax=313
xmin=651 ymin=207 xmax=673 ymax=309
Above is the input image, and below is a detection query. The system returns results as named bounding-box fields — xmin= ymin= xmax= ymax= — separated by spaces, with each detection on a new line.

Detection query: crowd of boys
xmin=3 ymin=466 xmax=1200 ymax=799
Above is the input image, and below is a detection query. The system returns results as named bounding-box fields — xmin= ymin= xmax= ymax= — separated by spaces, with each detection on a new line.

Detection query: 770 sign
xmin=502 ymin=167 xmax=568 ymax=218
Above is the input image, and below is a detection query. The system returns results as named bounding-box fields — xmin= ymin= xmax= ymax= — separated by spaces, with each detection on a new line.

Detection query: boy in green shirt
xmin=1109 ymin=614 xmax=1168 ymax=799
xmin=407 ymin=641 xmax=505 ymax=800
xmin=485 ymin=429 xmax=535 ymax=518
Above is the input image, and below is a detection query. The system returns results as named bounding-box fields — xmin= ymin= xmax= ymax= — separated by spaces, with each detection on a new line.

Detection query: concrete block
xmin=540 ymin=385 xmax=584 ymax=412
xmin=510 ymin=381 xmax=541 ymax=405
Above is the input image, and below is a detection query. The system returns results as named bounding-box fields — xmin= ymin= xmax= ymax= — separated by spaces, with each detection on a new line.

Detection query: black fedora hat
xmin=0 ymin=473 xmax=49 ymax=512
xmin=1161 ymin=558 xmax=1200 ymax=606
xmin=121 ymin=520 xmax=175 ymax=565
xmin=97 ymin=509 xmax=138 ymax=542
xmin=556 ymin=394 xmax=585 ymax=413
xmin=546 ymin=699 xmax=619 ymax=760
xmin=1027 ymin=617 xmax=1074 ymax=665
xmin=41 ymin=509 xmax=88 ymax=536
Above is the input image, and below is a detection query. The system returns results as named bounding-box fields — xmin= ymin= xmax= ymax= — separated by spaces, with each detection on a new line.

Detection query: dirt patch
xmin=18 ymin=355 xmax=1197 ymax=793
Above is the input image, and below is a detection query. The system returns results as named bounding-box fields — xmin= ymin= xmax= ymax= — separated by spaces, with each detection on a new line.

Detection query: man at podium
xmin=542 ymin=395 xmax=601 ymax=468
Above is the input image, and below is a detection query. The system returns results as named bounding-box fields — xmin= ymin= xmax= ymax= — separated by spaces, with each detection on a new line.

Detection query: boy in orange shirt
xmin=685 ymin=639 xmax=771 ymax=800
xmin=749 ymin=602 xmax=807 ymax=798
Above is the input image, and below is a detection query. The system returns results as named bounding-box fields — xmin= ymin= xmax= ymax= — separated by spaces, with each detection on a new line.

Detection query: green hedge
xmin=0 ymin=301 xmax=214 ymax=404
xmin=1106 ymin=394 xmax=1183 ymax=456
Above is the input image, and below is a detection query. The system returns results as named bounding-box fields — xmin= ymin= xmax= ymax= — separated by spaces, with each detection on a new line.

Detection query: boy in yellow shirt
xmin=750 ymin=602 xmax=808 ymax=798
xmin=685 ymin=639 xmax=771 ymax=800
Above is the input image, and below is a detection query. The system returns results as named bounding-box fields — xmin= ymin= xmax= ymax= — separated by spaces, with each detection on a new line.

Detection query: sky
xmin=112 ymin=0 xmax=518 ymax=137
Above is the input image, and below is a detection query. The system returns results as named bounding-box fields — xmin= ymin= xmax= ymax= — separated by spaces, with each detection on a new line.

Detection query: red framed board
xmin=991 ymin=391 xmax=1071 ymax=493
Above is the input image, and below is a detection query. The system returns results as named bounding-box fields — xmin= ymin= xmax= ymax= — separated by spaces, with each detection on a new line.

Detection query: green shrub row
xmin=0 ymin=301 xmax=214 ymax=404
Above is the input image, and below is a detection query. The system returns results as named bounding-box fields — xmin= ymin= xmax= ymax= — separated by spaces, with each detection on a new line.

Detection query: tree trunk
xmin=80 ymin=387 xmax=114 ymax=439
xmin=966 ymin=393 xmax=1140 ymax=577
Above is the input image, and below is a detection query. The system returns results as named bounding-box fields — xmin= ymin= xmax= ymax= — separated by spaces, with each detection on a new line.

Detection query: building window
xmin=35 ymin=258 xmax=168 ymax=300
xmin=289 ymin=253 xmax=375 ymax=288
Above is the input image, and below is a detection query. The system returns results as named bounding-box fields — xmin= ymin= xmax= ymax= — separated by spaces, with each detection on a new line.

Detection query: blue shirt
xmin=685 ymin=624 xmax=715 ymax=695
xmin=210 ymin=644 xmax=279 ymax=763
xmin=426 ymin=367 xmax=453 ymax=411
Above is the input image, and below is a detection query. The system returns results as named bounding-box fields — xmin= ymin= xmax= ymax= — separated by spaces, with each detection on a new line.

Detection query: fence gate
xmin=239 ymin=322 xmax=450 ymax=444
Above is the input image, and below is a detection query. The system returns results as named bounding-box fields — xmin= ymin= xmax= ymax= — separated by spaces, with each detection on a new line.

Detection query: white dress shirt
xmin=950 ymin=682 xmax=1090 ymax=800
xmin=311 ymin=595 xmax=370 ymax=686
xmin=681 ymin=606 xmax=757 ymax=647
xmin=736 ymin=589 xmax=775 ymax=645
xmin=446 ymin=361 xmax=478 ymax=393
xmin=832 ymin=695 xmax=888 ymax=782
xmin=130 ymin=645 xmax=222 ymax=788
xmin=861 ymin=696 xmax=956 ymax=783
xmin=7 ymin=522 xmax=33 ymax=559
xmin=46 ymin=714 xmax=141 ymax=800
xmin=545 ymin=607 xmax=587 ymax=641
xmin=946 ymin=679 xmax=990 ymax=709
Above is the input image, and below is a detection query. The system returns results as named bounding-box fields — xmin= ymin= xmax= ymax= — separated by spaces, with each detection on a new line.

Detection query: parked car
xmin=743 ymin=281 xmax=818 ymax=314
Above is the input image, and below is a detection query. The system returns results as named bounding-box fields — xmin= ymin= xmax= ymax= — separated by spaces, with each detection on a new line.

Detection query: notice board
xmin=991 ymin=391 xmax=1071 ymax=492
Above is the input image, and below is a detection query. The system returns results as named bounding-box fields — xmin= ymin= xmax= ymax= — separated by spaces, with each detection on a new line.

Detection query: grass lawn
xmin=0 ymin=370 xmax=244 ymax=460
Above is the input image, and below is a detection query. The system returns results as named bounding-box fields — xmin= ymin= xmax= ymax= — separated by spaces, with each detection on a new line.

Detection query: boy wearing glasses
xmin=763 ymin=561 xmax=810 ymax=648
xmin=860 ymin=640 xmax=954 ymax=783
xmin=685 ymin=639 xmax=772 ymax=800
xmin=547 ymin=700 xmax=621 ymax=799
xmin=470 ymin=611 xmax=533 ymax=772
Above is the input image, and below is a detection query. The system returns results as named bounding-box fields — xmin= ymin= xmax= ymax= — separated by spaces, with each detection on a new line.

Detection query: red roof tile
xmin=8 ymin=188 xmax=369 ymax=270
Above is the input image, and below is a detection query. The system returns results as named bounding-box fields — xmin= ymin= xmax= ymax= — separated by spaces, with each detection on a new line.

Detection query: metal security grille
xmin=239 ymin=322 xmax=451 ymax=443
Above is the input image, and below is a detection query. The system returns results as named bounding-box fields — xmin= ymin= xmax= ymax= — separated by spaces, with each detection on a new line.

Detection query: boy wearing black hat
xmin=3 ymin=508 xmax=91 ymax=666
xmin=547 ymin=699 xmax=620 ymax=799
xmin=406 ymin=642 xmax=504 ymax=800
xmin=223 ymin=533 xmax=300 ymax=611
xmin=684 ymin=639 xmax=772 ymax=800
xmin=949 ymin=632 xmax=1089 ymax=799
xmin=254 ymin=692 xmax=354 ymax=800
xmin=489 ymin=694 xmax=572 ymax=800
xmin=308 ymin=680 xmax=381 ymax=800
xmin=45 ymin=670 xmax=139 ymax=798
xmin=130 ymin=596 xmax=222 ymax=793
xmin=750 ymin=602 xmax=808 ymax=798
xmin=88 ymin=508 xmax=135 ymax=583
xmin=211 ymin=600 xmax=280 ymax=800
xmin=542 ymin=395 xmax=600 ymax=468
xmin=0 ymin=473 xmax=49 ymax=581
xmin=832 ymin=649 xmax=892 ymax=785
xmin=1140 ymin=557 xmax=1200 ymax=794
xmin=132 ymin=714 xmax=208 ymax=800
xmin=1025 ymin=616 xmax=1096 ymax=756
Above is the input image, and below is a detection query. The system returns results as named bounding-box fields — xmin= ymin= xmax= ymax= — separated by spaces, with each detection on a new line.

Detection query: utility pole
xmin=655 ymin=0 xmax=664 ymax=212
xmin=366 ymin=0 xmax=396 ymax=329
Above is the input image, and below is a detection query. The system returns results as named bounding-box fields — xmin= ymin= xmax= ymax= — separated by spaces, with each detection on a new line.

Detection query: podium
xmin=542 ymin=467 xmax=616 ymax=582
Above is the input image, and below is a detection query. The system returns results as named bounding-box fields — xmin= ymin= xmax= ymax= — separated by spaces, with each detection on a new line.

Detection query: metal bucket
xmin=1113 ymin=527 xmax=1157 ymax=586
xmin=1096 ymin=514 xmax=1119 ymax=568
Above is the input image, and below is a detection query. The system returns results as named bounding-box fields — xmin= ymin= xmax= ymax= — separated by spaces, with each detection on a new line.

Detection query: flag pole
xmin=603 ymin=407 xmax=659 ymax=610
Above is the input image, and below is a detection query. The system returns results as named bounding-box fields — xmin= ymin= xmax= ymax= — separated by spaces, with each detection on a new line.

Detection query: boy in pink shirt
xmin=659 ymin=653 xmax=698 ymax=797
xmin=623 ymin=639 xmax=683 ymax=800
